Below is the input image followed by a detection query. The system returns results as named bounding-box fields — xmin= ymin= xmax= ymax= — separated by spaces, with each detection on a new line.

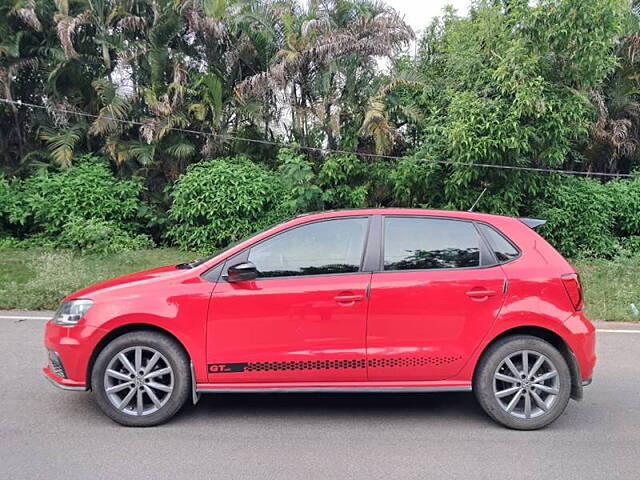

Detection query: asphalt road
xmin=1 ymin=313 xmax=639 ymax=480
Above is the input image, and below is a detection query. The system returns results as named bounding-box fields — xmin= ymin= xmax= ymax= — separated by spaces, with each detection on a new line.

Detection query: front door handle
xmin=334 ymin=294 xmax=364 ymax=304
xmin=465 ymin=289 xmax=497 ymax=298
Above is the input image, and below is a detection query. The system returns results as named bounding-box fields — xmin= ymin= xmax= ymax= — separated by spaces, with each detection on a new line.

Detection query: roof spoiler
xmin=519 ymin=218 xmax=546 ymax=229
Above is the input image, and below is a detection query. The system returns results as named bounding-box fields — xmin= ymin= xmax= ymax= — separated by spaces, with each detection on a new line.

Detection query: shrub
xmin=0 ymin=235 xmax=19 ymax=250
xmin=534 ymin=177 xmax=618 ymax=258
xmin=390 ymin=158 xmax=441 ymax=207
xmin=276 ymin=148 xmax=323 ymax=213
xmin=10 ymin=155 xmax=148 ymax=237
xmin=621 ymin=236 xmax=640 ymax=255
xmin=278 ymin=148 xmax=323 ymax=213
xmin=318 ymin=154 xmax=372 ymax=208
xmin=605 ymin=179 xmax=640 ymax=238
xmin=57 ymin=217 xmax=154 ymax=254
xmin=0 ymin=176 xmax=18 ymax=234
xmin=167 ymin=156 xmax=291 ymax=252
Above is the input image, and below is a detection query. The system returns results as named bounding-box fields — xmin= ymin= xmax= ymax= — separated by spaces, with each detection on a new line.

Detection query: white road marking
xmin=596 ymin=329 xmax=640 ymax=334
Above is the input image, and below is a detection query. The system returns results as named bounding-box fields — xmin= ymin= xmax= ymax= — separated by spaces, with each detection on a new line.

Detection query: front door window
xmin=248 ymin=217 xmax=369 ymax=278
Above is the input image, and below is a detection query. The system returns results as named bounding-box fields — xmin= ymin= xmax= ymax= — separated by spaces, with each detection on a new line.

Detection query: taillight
xmin=561 ymin=273 xmax=583 ymax=311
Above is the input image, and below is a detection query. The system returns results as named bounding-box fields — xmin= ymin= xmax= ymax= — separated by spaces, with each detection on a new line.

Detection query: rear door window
xmin=477 ymin=223 xmax=520 ymax=263
xmin=383 ymin=217 xmax=481 ymax=270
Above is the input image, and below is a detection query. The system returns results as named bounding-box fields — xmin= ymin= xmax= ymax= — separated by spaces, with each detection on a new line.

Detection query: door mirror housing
xmin=226 ymin=261 xmax=258 ymax=283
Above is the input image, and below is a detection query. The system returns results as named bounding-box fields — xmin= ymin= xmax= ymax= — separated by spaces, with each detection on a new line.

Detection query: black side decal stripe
xmin=208 ymin=356 xmax=463 ymax=374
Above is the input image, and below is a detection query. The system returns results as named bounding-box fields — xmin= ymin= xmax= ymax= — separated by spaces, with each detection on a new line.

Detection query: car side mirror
xmin=226 ymin=261 xmax=258 ymax=283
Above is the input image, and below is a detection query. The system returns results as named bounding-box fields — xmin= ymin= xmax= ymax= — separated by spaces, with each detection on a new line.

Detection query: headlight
xmin=53 ymin=299 xmax=94 ymax=326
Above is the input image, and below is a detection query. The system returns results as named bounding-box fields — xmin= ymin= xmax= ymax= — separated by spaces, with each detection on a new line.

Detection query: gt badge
xmin=207 ymin=363 xmax=248 ymax=373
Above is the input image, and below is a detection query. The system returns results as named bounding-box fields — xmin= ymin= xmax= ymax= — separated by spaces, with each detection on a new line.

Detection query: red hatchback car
xmin=43 ymin=209 xmax=595 ymax=429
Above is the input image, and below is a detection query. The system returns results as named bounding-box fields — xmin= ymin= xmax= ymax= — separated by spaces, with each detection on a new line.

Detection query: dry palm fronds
xmin=117 ymin=15 xmax=146 ymax=32
xmin=589 ymin=89 xmax=640 ymax=161
xmin=223 ymin=32 xmax=258 ymax=73
xmin=54 ymin=11 xmax=89 ymax=58
xmin=236 ymin=7 xmax=413 ymax=97
xmin=15 ymin=0 xmax=42 ymax=31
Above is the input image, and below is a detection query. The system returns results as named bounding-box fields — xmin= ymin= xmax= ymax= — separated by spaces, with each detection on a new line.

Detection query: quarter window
xmin=383 ymin=217 xmax=481 ymax=270
xmin=248 ymin=218 xmax=369 ymax=278
xmin=477 ymin=223 xmax=520 ymax=263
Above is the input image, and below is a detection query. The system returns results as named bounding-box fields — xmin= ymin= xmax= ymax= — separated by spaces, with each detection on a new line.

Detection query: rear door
xmin=367 ymin=216 xmax=506 ymax=381
xmin=206 ymin=216 xmax=372 ymax=383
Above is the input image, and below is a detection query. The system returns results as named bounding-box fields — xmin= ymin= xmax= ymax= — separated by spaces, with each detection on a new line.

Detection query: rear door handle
xmin=465 ymin=289 xmax=497 ymax=298
xmin=334 ymin=294 xmax=364 ymax=303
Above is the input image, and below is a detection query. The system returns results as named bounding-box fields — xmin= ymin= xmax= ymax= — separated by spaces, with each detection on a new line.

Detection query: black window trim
xmin=219 ymin=215 xmax=374 ymax=282
xmin=362 ymin=214 xmax=383 ymax=272
xmin=202 ymin=213 xmax=524 ymax=282
xmin=473 ymin=220 xmax=522 ymax=266
xmin=377 ymin=215 xmax=499 ymax=274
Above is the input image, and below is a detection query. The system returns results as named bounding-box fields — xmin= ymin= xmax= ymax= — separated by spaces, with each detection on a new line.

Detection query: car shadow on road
xmin=178 ymin=391 xmax=494 ymax=427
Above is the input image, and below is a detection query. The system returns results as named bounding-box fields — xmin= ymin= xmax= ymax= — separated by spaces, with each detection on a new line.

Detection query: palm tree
xmin=0 ymin=0 xmax=42 ymax=170
xmin=360 ymin=69 xmax=422 ymax=154
xmin=236 ymin=0 xmax=414 ymax=150
xmin=2 ymin=0 xmax=419 ymax=178
xmin=585 ymin=6 xmax=640 ymax=174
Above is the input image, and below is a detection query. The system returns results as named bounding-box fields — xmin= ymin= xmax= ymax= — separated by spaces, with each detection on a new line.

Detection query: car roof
xmin=293 ymin=208 xmax=515 ymax=223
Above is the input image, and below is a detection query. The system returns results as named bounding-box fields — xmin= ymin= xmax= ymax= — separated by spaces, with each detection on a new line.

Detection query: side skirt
xmin=196 ymin=381 xmax=472 ymax=394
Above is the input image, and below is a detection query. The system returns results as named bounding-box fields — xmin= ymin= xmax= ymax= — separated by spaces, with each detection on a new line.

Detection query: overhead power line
xmin=0 ymin=97 xmax=634 ymax=179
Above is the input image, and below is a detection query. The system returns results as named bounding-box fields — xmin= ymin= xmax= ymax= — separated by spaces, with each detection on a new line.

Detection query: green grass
xmin=573 ymin=256 xmax=640 ymax=322
xmin=0 ymin=248 xmax=196 ymax=310
xmin=0 ymin=248 xmax=638 ymax=321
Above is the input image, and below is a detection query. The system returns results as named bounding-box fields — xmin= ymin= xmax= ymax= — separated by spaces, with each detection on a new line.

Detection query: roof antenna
xmin=468 ymin=188 xmax=488 ymax=212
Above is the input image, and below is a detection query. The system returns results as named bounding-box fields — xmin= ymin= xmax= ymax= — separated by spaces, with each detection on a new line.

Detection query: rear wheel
xmin=91 ymin=331 xmax=190 ymax=427
xmin=473 ymin=335 xmax=571 ymax=430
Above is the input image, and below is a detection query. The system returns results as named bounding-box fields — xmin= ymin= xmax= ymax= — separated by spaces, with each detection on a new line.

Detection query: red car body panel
xmin=367 ymin=266 xmax=506 ymax=381
xmin=206 ymin=273 xmax=371 ymax=382
xmin=42 ymin=208 xmax=596 ymax=395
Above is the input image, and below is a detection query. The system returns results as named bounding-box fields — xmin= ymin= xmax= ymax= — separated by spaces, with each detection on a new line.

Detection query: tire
xmin=91 ymin=331 xmax=190 ymax=427
xmin=473 ymin=335 xmax=572 ymax=430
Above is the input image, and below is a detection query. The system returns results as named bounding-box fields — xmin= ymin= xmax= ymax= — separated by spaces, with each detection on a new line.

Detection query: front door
xmin=206 ymin=217 xmax=372 ymax=383
xmin=367 ymin=216 xmax=506 ymax=381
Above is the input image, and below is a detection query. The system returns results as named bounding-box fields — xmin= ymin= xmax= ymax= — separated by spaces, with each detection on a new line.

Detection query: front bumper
xmin=43 ymin=320 xmax=107 ymax=390
xmin=42 ymin=367 xmax=86 ymax=391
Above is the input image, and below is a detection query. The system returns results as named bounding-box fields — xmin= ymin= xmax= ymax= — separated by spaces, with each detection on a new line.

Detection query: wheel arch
xmin=86 ymin=323 xmax=192 ymax=390
xmin=473 ymin=325 xmax=583 ymax=400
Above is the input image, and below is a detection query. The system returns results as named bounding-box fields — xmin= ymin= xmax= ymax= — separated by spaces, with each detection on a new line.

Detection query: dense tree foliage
xmin=0 ymin=0 xmax=413 ymax=179
xmin=1 ymin=0 xmax=639 ymax=255
xmin=167 ymin=156 xmax=290 ymax=250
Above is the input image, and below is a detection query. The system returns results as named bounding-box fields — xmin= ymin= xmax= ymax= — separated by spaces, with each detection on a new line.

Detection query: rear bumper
xmin=564 ymin=311 xmax=597 ymax=382
xmin=562 ymin=311 xmax=596 ymax=401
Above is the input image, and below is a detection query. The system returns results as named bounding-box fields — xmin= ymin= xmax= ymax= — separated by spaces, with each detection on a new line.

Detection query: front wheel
xmin=91 ymin=331 xmax=190 ymax=427
xmin=473 ymin=335 xmax=572 ymax=430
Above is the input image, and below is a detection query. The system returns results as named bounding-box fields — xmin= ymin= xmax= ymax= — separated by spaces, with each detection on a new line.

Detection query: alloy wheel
xmin=103 ymin=346 xmax=174 ymax=416
xmin=493 ymin=350 xmax=560 ymax=420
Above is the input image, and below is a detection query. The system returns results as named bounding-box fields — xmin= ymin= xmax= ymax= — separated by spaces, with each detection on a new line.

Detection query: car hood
xmin=66 ymin=265 xmax=186 ymax=300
